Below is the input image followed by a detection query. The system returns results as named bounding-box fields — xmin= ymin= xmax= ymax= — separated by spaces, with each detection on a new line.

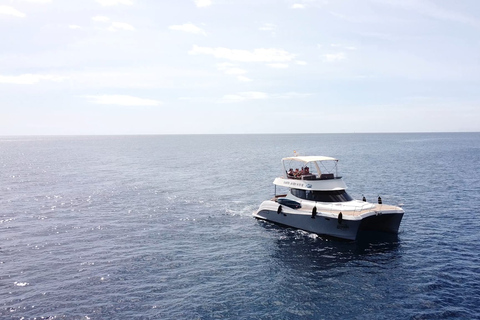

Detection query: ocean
xmin=1 ymin=133 xmax=479 ymax=319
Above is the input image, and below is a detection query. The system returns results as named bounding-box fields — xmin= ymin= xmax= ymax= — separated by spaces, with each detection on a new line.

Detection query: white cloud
xmin=169 ymin=23 xmax=206 ymax=36
xmin=331 ymin=43 xmax=357 ymax=50
xmin=295 ymin=60 xmax=307 ymax=65
xmin=217 ymin=63 xmax=246 ymax=75
xmin=84 ymin=95 xmax=161 ymax=106
xmin=96 ymin=0 xmax=134 ymax=6
xmin=91 ymin=16 xmax=134 ymax=31
xmin=322 ymin=52 xmax=346 ymax=62
xmin=108 ymin=22 xmax=135 ymax=31
xmin=237 ymin=76 xmax=252 ymax=82
xmin=259 ymin=23 xmax=276 ymax=31
xmin=292 ymin=4 xmax=305 ymax=9
xmin=216 ymin=62 xmax=235 ymax=69
xmin=223 ymin=67 xmax=247 ymax=75
xmin=20 ymin=0 xmax=52 ymax=3
xmin=221 ymin=91 xmax=268 ymax=103
xmin=259 ymin=23 xmax=276 ymax=36
xmin=373 ymin=0 xmax=480 ymax=28
xmin=189 ymin=45 xmax=296 ymax=62
xmin=194 ymin=0 xmax=212 ymax=7
xmin=92 ymin=15 xmax=110 ymax=22
xmin=0 ymin=74 xmax=67 ymax=85
xmin=267 ymin=63 xmax=289 ymax=69
xmin=217 ymin=63 xmax=251 ymax=82
xmin=69 ymin=25 xmax=81 ymax=29
xmin=275 ymin=92 xmax=312 ymax=99
xmin=0 ymin=5 xmax=26 ymax=18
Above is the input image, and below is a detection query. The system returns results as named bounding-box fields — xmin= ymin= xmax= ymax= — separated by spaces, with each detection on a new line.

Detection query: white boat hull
xmin=253 ymin=200 xmax=403 ymax=241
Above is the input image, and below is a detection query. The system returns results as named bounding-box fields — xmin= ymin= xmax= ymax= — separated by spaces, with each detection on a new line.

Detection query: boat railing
xmin=286 ymin=173 xmax=336 ymax=181
xmin=272 ymin=194 xmax=287 ymax=201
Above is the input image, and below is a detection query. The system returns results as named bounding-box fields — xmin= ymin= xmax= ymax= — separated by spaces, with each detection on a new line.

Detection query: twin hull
xmin=254 ymin=200 xmax=403 ymax=241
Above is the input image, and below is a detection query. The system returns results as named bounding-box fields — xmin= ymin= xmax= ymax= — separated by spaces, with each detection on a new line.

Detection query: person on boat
xmin=293 ymin=168 xmax=300 ymax=177
xmin=304 ymin=166 xmax=310 ymax=174
xmin=295 ymin=168 xmax=304 ymax=178
xmin=287 ymin=168 xmax=294 ymax=177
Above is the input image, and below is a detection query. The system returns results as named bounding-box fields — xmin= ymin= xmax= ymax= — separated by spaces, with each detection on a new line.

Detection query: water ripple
xmin=1 ymin=134 xmax=479 ymax=319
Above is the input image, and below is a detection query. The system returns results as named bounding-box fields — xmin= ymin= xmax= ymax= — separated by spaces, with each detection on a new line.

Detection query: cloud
xmin=237 ymin=76 xmax=252 ymax=82
xmin=219 ymin=91 xmax=311 ymax=103
xmin=318 ymin=44 xmax=355 ymax=63
xmin=222 ymin=67 xmax=246 ymax=75
xmin=221 ymin=91 xmax=268 ymax=103
xmin=96 ymin=0 xmax=134 ymax=6
xmin=169 ymin=23 xmax=206 ymax=36
xmin=189 ymin=45 xmax=296 ymax=62
xmin=19 ymin=0 xmax=52 ymax=3
xmin=275 ymin=92 xmax=312 ymax=99
xmin=92 ymin=16 xmax=110 ymax=22
xmin=0 ymin=74 xmax=67 ymax=85
xmin=267 ymin=63 xmax=289 ymax=69
xmin=259 ymin=23 xmax=276 ymax=36
xmin=84 ymin=95 xmax=161 ymax=106
xmin=295 ymin=60 xmax=307 ymax=65
xmin=372 ymin=0 xmax=480 ymax=28
xmin=107 ymin=22 xmax=135 ymax=31
xmin=92 ymin=17 xmax=135 ymax=31
xmin=69 ymin=25 xmax=81 ymax=29
xmin=217 ymin=63 xmax=245 ymax=74
xmin=194 ymin=0 xmax=212 ymax=7
xmin=292 ymin=4 xmax=305 ymax=9
xmin=259 ymin=23 xmax=276 ymax=31
xmin=331 ymin=43 xmax=357 ymax=50
xmin=322 ymin=52 xmax=346 ymax=62
xmin=0 ymin=5 xmax=26 ymax=18
xmin=217 ymin=63 xmax=251 ymax=81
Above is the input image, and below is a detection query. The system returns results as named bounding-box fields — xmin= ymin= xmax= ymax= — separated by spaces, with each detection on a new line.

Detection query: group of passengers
xmin=287 ymin=166 xmax=310 ymax=178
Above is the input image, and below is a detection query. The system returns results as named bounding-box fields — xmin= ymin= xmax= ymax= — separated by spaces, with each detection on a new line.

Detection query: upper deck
xmin=274 ymin=155 xmax=347 ymax=191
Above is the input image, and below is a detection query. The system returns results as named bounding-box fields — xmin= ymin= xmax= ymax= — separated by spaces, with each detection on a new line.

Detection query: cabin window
xmin=291 ymin=188 xmax=353 ymax=202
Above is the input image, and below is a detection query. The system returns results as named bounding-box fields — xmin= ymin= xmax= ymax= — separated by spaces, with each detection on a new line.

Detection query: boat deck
xmin=315 ymin=203 xmax=402 ymax=216
xmin=272 ymin=195 xmax=400 ymax=216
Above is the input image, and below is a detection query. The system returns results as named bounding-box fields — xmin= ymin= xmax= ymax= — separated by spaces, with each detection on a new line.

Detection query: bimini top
xmin=276 ymin=155 xmax=346 ymax=191
xmin=282 ymin=156 xmax=338 ymax=163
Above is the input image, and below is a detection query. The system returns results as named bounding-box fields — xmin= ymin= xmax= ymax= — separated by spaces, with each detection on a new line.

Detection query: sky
xmin=1 ymin=0 xmax=479 ymax=135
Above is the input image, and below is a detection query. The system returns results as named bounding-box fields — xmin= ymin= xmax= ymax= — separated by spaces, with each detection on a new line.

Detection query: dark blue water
xmin=1 ymin=133 xmax=479 ymax=319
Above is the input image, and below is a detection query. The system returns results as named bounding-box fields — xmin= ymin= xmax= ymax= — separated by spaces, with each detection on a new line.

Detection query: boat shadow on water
xmin=258 ymin=220 xmax=402 ymax=271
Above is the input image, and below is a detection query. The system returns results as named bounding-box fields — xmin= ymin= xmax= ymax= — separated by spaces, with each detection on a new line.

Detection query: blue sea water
xmin=1 ymin=133 xmax=479 ymax=319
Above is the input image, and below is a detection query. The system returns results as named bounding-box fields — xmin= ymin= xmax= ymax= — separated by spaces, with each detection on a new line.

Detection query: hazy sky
xmin=1 ymin=0 xmax=479 ymax=135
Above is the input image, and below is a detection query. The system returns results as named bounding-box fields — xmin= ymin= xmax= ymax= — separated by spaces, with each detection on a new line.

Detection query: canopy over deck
xmin=280 ymin=155 xmax=340 ymax=182
xmin=282 ymin=156 xmax=338 ymax=163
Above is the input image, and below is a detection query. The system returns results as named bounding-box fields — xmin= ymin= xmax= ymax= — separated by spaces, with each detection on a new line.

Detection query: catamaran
xmin=253 ymin=155 xmax=404 ymax=240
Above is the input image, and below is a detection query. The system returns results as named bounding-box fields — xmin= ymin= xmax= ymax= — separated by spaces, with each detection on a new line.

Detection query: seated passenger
xmin=287 ymin=168 xmax=294 ymax=177
xmin=299 ymin=167 xmax=305 ymax=175
xmin=293 ymin=168 xmax=300 ymax=177
xmin=304 ymin=166 xmax=310 ymax=174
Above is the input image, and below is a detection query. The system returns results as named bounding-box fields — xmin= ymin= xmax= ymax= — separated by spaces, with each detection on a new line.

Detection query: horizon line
xmin=0 ymin=131 xmax=479 ymax=137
